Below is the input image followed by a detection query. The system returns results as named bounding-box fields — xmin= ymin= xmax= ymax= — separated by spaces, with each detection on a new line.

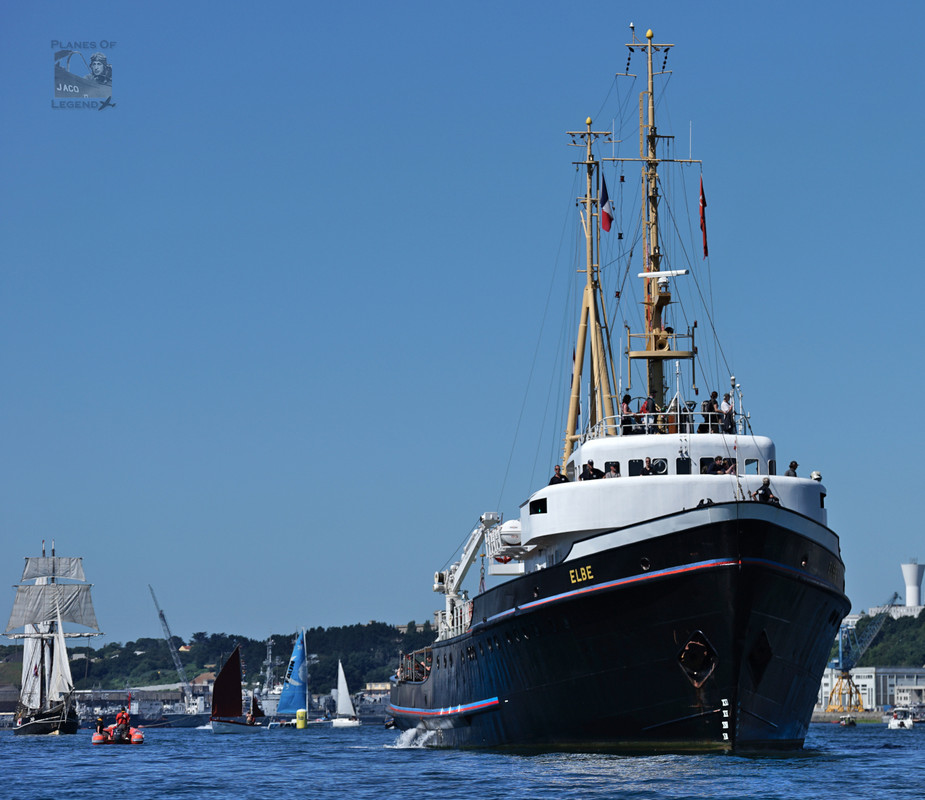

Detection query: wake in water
xmin=388 ymin=726 xmax=436 ymax=748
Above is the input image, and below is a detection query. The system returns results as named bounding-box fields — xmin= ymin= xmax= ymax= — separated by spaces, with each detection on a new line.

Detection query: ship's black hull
xmin=14 ymin=703 xmax=80 ymax=736
xmin=389 ymin=504 xmax=849 ymax=752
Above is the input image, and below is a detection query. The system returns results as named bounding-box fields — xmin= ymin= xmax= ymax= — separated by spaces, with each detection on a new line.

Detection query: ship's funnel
xmin=901 ymin=562 xmax=925 ymax=607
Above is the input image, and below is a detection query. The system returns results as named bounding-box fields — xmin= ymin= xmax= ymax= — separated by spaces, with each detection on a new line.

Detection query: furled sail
xmin=21 ymin=557 xmax=86 ymax=582
xmin=277 ymin=631 xmax=308 ymax=715
xmin=5 ymin=584 xmax=100 ymax=633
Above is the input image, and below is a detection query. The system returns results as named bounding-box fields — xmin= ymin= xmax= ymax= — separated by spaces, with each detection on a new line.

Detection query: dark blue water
xmin=3 ymin=722 xmax=921 ymax=799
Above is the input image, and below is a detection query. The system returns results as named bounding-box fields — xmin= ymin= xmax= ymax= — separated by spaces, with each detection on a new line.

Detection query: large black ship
xmin=389 ymin=28 xmax=850 ymax=752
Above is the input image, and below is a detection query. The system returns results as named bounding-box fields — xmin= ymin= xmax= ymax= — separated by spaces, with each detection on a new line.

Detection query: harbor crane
xmin=825 ymin=592 xmax=900 ymax=712
xmin=149 ymin=585 xmax=194 ymax=704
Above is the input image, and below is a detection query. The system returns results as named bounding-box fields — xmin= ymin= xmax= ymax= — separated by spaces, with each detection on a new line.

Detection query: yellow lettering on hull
xmin=568 ymin=565 xmax=594 ymax=584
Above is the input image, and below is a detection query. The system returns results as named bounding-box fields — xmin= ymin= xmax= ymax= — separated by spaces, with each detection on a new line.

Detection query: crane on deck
xmin=149 ymin=584 xmax=194 ymax=705
xmin=825 ymin=592 xmax=900 ymax=712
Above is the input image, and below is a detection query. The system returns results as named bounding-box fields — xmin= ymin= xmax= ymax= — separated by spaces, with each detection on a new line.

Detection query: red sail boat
xmin=210 ymin=645 xmax=265 ymax=734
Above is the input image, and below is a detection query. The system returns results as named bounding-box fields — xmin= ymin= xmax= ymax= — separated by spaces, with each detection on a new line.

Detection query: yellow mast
xmin=562 ymin=119 xmax=617 ymax=466
xmin=612 ymin=29 xmax=696 ymax=409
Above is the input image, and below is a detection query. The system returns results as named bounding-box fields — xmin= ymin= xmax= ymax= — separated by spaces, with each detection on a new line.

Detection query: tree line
xmin=0 ymin=620 xmax=436 ymax=694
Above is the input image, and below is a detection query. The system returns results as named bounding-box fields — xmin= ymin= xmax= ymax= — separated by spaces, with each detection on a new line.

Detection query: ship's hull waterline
xmin=13 ymin=705 xmax=80 ymax=736
xmin=390 ymin=505 xmax=849 ymax=752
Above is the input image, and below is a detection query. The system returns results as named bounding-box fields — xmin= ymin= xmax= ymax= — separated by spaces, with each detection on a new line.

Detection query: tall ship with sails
xmin=4 ymin=542 xmax=102 ymax=735
xmin=388 ymin=29 xmax=850 ymax=752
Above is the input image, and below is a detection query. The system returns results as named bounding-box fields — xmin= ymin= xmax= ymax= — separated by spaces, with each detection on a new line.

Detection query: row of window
xmin=566 ymin=457 xmax=774 ymax=479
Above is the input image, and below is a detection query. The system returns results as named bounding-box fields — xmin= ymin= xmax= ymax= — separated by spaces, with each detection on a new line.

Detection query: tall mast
xmin=642 ymin=30 xmax=666 ymax=403
xmin=610 ymin=29 xmax=696 ymax=408
xmin=562 ymin=119 xmax=618 ymax=465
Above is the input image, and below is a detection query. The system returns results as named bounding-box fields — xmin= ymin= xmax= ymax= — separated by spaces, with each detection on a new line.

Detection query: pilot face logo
xmin=52 ymin=40 xmax=117 ymax=110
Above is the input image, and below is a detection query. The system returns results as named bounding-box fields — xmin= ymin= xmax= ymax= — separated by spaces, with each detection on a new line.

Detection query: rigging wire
xmin=494 ymin=169 xmax=582 ymax=513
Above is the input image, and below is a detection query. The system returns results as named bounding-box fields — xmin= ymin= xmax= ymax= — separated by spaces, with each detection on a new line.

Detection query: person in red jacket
xmin=115 ymin=707 xmax=130 ymax=741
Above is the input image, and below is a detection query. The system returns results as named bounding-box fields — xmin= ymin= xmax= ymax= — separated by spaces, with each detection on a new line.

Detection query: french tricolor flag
xmin=600 ymin=176 xmax=613 ymax=233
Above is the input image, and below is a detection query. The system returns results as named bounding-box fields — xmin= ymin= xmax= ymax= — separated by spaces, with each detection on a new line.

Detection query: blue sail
xmin=276 ymin=630 xmax=309 ymax=715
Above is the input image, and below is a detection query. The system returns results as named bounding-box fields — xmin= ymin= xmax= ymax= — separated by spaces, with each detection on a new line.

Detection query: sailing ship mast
xmin=562 ymin=120 xmax=618 ymax=464
xmin=5 ymin=540 xmax=101 ymax=732
xmin=615 ymin=29 xmax=696 ymax=409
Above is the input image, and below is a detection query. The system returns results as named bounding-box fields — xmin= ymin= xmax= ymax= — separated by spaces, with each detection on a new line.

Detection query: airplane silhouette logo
xmin=98 ymin=96 xmax=116 ymax=111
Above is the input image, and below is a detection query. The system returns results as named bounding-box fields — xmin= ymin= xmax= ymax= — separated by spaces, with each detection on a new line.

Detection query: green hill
xmin=0 ymin=620 xmax=435 ymax=694
xmin=857 ymin=611 xmax=925 ymax=667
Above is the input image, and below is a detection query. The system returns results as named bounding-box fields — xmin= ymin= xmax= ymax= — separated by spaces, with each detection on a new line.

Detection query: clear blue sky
xmin=3 ymin=2 xmax=923 ymax=646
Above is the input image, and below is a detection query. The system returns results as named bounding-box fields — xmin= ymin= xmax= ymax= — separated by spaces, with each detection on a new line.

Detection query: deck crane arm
xmin=149 ymin=584 xmax=194 ymax=702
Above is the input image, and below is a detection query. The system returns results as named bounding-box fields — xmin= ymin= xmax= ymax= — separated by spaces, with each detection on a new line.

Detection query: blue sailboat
xmin=274 ymin=629 xmax=326 ymax=727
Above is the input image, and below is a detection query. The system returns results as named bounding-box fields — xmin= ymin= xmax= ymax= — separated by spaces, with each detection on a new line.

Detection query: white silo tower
xmin=901 ymin=561 xmax=925 ymax=607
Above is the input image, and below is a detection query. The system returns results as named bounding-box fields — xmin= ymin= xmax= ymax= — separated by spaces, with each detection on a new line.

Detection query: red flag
xmin=699 ymin=177 xmax=708 ymax=259
xmin=600 ymin=176 xmax=613 ymax=233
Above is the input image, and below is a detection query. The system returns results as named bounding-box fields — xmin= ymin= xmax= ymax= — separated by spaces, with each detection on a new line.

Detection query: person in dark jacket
xmin=750 ymin=477 xmax=779 ymax=504
xmin=548 ymin=464 xmax=569 ymax=485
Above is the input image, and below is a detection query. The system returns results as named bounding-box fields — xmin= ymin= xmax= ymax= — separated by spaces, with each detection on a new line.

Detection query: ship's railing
xmin=396 ymin=646 xmax=433 ymax=683
xmin=435 ymin=599 xmax=474 ymax=641
xmin=583 ymin=408 xmax=741 ymax=442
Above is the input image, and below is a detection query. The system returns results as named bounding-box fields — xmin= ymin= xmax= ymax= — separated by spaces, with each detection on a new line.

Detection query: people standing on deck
xmin=706 ymin=455 xmax=725 ymax=475
xmin=640 ymin=457 xmax=654 ymax=476
xmin=721 ymin=393 xmax=735 ymax=433
xmin=639 ymin=393 xmax=658 ymax=434
xmin=785 ymin=461 xmax=798 ymax=477
xmin=750 ymin=477 xmax=779 ymax=504
xmin=620 ymin=394 xmax=638 ymax=434
xmin=580 ymin=460 xmax=603 ymax=480
xmin=604 ymin=463 xmax=620 ymax=478
xmin=548 ymin=465 xmax=569 ymax=485
xmin=702 ymin=391 xmax=720 ymax=432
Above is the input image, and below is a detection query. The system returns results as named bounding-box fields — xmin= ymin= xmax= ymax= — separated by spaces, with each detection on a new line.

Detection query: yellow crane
xmin=825 ymin=592 xmax=900 ymax=712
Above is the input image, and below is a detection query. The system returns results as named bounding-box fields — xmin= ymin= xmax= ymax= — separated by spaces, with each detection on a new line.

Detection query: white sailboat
xmin=4 ymin=542 xmax=102 ymax=735
xmin=331 ymin=660 xmax=359 ymax=727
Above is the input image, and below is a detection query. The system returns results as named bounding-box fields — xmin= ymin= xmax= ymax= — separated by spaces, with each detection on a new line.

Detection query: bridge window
xmin=529 ymin=498 xmax=547 ymax=515
xmin=676 ymin=457 xmax=692 ymax=474
xmin=745 ymin=458 xmax=759 ymax=475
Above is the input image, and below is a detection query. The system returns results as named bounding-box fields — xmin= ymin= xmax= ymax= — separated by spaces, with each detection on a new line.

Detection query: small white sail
xmin=49 ymin=618 xmax=74 ymax=702
xmin=335 ymin=660 xmax=356 ymax=717
xmin=19 ymin=624 xmax=47 ymax=709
